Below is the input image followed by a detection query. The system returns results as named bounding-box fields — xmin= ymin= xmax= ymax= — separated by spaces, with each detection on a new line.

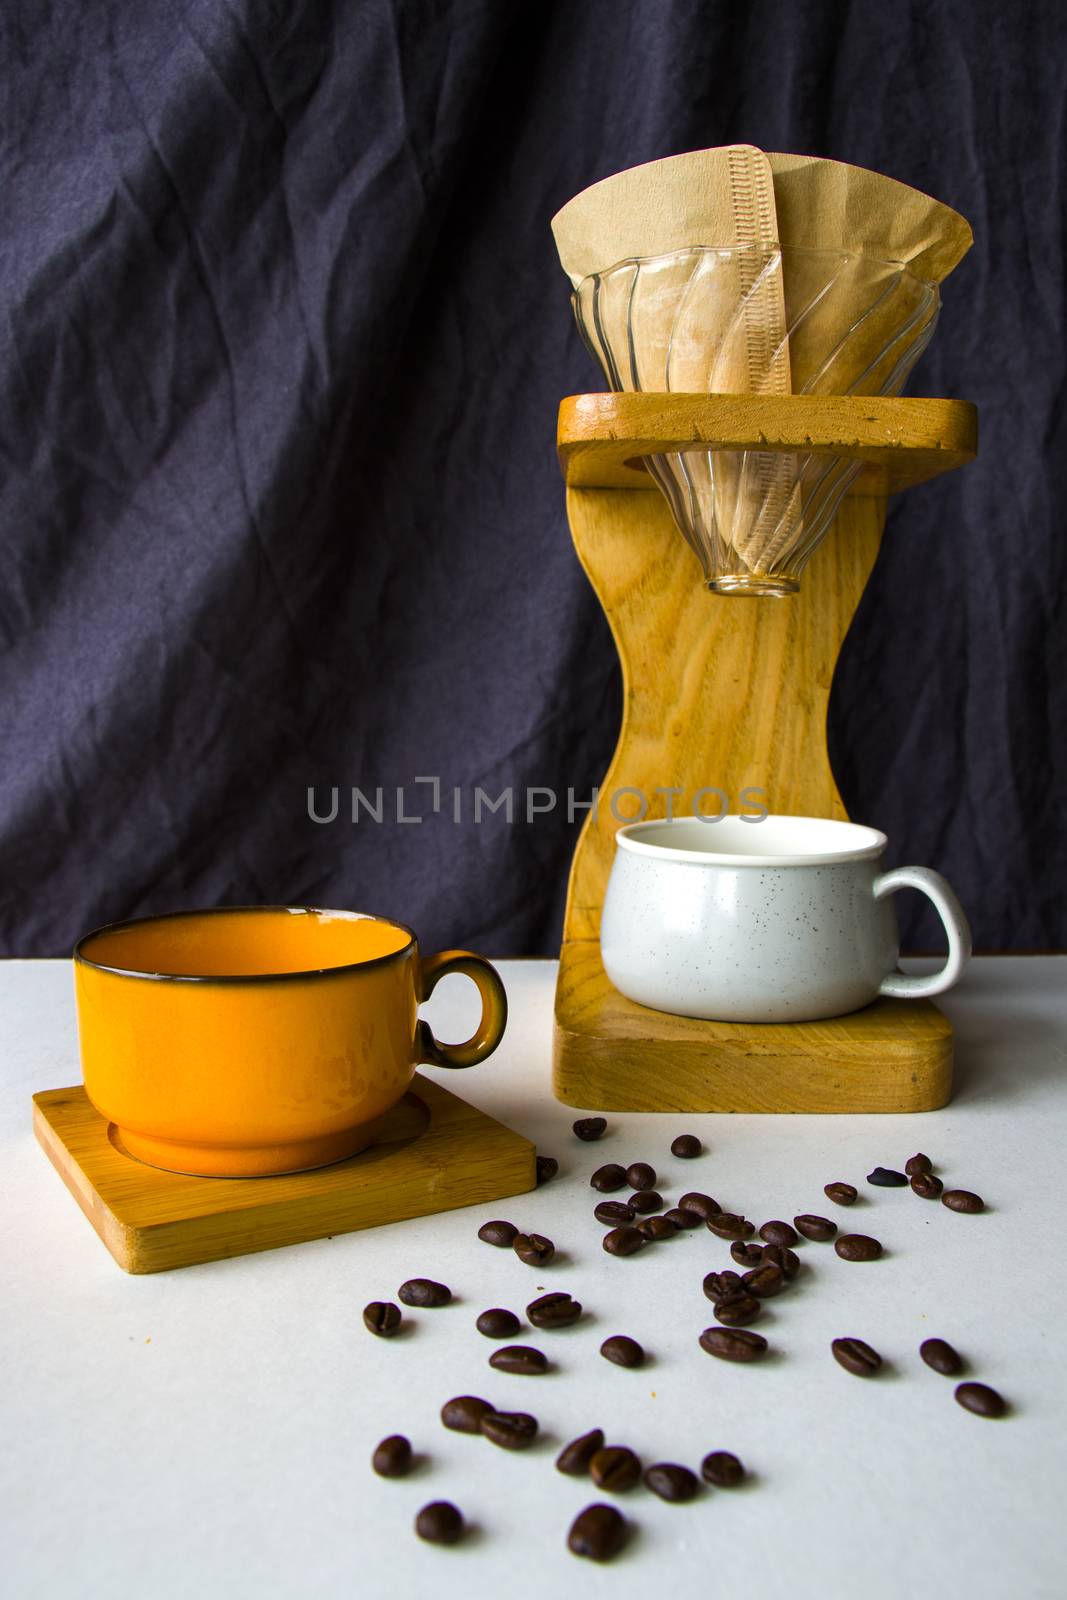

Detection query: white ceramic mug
xmin=600 ymin=815 xmax=971 ymax=1023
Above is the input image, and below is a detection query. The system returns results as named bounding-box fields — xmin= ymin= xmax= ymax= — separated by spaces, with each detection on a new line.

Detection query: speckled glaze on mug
xmin=600 ymin=816 xmax=971 ymax=1023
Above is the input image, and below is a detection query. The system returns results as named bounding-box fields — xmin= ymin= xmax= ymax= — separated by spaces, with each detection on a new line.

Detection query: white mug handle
xmin=873 ymin=866 xmax=972 ymax=999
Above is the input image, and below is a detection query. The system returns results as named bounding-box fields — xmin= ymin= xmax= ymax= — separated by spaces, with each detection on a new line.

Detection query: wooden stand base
xmin=34 ymin=1076 xmax=536 ymax=1274
xmin=553 ymin=942 xmax=953 ymax=1113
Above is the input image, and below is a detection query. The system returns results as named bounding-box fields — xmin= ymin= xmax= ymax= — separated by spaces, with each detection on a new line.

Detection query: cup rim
xmin=614 ymin=814 xmax=888 ymax=867
xmin=73 ymin=905 xmax=417 ymax=984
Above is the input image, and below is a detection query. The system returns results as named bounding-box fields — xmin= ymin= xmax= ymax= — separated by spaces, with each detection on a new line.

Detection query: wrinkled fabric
xmin=0 ymin=0 xmax=1063 ymax=957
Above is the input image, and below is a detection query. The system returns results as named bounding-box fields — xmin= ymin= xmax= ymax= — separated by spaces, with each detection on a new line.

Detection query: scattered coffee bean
xmin=573 ymin=1117 xmax=607 ymax=1141
xmin=707 ymin=1213 xmax=754 ymax=1240
xmin=441 ymin=1395 xmax=494 ymax=1433
xmin=363 ymin=1301 xmax=402 ymax=1338
xmin=832 ymin=1337 xmax=883 ymax=1377
xmin=513 ymin=1232 xmax=554 ymax=1267
xmin=760 ymin=1243 xmax=800 ymax=1279
xmin=591 ymin=1163 xmax=628 ymax=1193
xmin=943 ymin=1189 xmax=985 ymax=1213
xmin=701 ymin=1450 xmax=745 ymax=1487
xmin=528 ymin=1291 xmax=582 ymax=1329
xmin=489 ymin=1345 xmax=548 ymax=1376
xmin=713 ymin=1292 xmax=761 ymax=1326
xmin=703 ymin=1270 xmax=743 ymax=1302
xmin=742 ymin=1262 xmax=784 ymax=1298
xmin=920 ymin=1337 xmax=963 ymax=1376
xmin=399 ymin=1278 xmax=451 ymax=1308
xmin=699 ymin=1325 xmax=768 ymax=1363
xmin=955 ymin=1381 xmax=1007 ymax=1418
xmin=372 ymin=1434 xmax=412 ymax=1477
xmin=556 ymin=1427 xmax=605 ymax=1476
xmin=480 ymin=1409 xmax=539 ymax=1450
xmin=824 ymin=1181 xmax=858 ymax=1206
xmin=867 ymin=1166 xmax=907 ymax=1187
xmin=536 ymin=1155 xmax=558 ymax=1184
xmin=567 ymin=1503 xmax=628 ymax=1563
xmin=476 ymin=1307 xmax=520 ymax=1339
xmin=478 ymin=1218 xmax=518 ymax=1247
xmin=679 ymin=1191 xmax=721 ymax=1218
xmin=626 ymin=1162 xmax=656 ymax=1189
xmin=600 ymin=1335 xmax=644 ymax=1368
xmin=794 ymin=1214 xmax=836 ymax=1242
xmin=637 ymin=1215 xmax=677 ymax=1241
xmin=671 ymin=1134 xmax=703 ymax=1159
xmin=664 ymin=1206 xmax=702 ymax=1230
xmin=911 ymin=1172 xmax=943 ymax=1199
xmin=645 ymin=1463 xmax=699 ymax=1502
xmin=629 ymin=1189 xmax=663 ymax=1214
xmin=759 ymin=1219 xmax=798 ymax=1247
xmin=594 ymin=1200 xmax=635 ymax=1226
xmin=835 ymin=1233 xmax=882 ymax=1262
xmin=731 ymin=1240 xmax=765 ymax=1267
xmin=590 ymin=1446 xmax=642 ymax=1492
xmin=415 ymin=1501 xmax=464 ymax=1545
xmin=905 ymin=1152 xmax=933 ymax=1176
xmin=603 ymin=1225 xmax=646 ymax=1257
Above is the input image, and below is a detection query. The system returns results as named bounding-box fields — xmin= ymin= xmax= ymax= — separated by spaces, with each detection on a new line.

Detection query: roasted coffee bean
xmin=955 ymin=1381 xmax=1007 ymax=1418
xmin=794 ymin=1214 xmax=837 ymax=1242
xmin=942 ymin=1189 xmax=985 ymax=1213
xmin=835 ymin=1233 xmax=882 ymax=1262
xmin=703 ymin=1270 xmax=743 ymax=1302
xmin=415 ymin=1501 xmax=464 ymax=1545
xmin=824 ymin=1181 xmax=858 ymax=1206
xmin=573 ymin=1117 xmax=607 ymax=1141
xmin=556 ymin=1427 xmax=605 ymax=1476
xmin=489 ymin=1344 xmax=548 ymax=1375
xmin=441 ymin=1395 xmax=494 ymax=1433
xmin=905 ymin=1152 xmax=933 ymax=1176
xmin=626 ymin=1162 xmax=657 ymax=1189
xmin=399 ymin=1278 xmax=451 ymax=1308
xmin=663 ymin=1206 xmax=702 ymax=1230
xmin=591 ymin=1163 xmax=628 ymax=1193
xmin=600 ymin=1334 xmax=644 ymax=1368
xmin=742 ymin=1262 xmax=784 ymax=1298
xmin=920 ymin=1337 xmax=963 ymax=1376
xmin=699 ymin=1325 xmax=768 ymax=1363
xmin=513 ymin=1232 xmax=555 ymax=1267
xmin=480 ymin=1409 xmax=538 ymax=1449
xmin=759 ymin=1219 xmax=798 ymax=1247
xmin=603 ymin=1225 xmax=646 ymax=1257
xmin=671 ymin=1134 xmax=703 ymax=1159
xmin=629 ymin=1189 xmax=663 ymax=1214
xmin=832 ymin=1337 xmax=883 ymax=1377
xmin=707 ymin=1213 xmax=754 ymax=1240
xmin=476 ymin=1307 xmax=520 ymax=1339
xmin=636 ymin=1214 xmax=677 ymax=1241
xmin=372 ymin=1434 xmax=412 ymax=1477
xmin=478 ymin=1218 xmax=518 ymax=1247
xmin=679 ymin=1191 xmax=721 ymax=1219
xmin=594 ymin=1200 xmax=635 ymax=1226
xmin=363 ymin=1301 xmax=402 ymax=1337
xmin=645 ymin=1463 xmax=699 ymax=1502
xmin=528 ymin=1291 xmax=582 ymax=1329
xmin=731 ymin=1240 xmax=765 ymax=1267
xmin=590 ymin=1445 xmax=642 ymax=1492
xmin=536 ymin=1155 xmax=558 ymax=1184
xmin=701 ymin=1450 xmax=745 ymax=1487
xmin=760 ymin=1243 xmax=800 ymax=1279
xmin=911 ymin=1172 xmax=943 ymax=1199
xmin=713 ymin=1292 xmax=761 ymax=1326
xmin=867 ymin=1166 xmax=907 ymax=1187
xmin=567 ymin=1503 xmax=628 ymax=1562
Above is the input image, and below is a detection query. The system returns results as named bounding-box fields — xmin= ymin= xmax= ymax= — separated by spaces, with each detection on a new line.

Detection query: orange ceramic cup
xmin=73 ymin=906 xmax=508 ymax=1177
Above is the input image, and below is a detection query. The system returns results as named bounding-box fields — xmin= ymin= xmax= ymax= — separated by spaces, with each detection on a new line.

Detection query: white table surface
xmin=1 ymin=956 xmax=1065 ymax=1599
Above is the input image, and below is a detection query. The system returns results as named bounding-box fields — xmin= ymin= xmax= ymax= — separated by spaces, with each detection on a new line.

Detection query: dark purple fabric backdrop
xmin=1 ymin=0 xmax=1064 ymax=956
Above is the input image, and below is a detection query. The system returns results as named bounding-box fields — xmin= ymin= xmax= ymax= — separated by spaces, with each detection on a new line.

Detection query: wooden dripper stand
xmin=549 ymin=150 xmax=977 ymax=1113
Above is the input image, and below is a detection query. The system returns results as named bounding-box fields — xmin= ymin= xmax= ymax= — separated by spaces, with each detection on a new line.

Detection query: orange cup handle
xmin=416 ymin=951 xmax=508 ymax=1069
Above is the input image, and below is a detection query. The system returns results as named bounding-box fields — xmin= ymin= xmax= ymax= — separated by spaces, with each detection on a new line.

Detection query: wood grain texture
xmin=33 ymin=1077 xmax=536 ymax=1274
xmin=559 ymin=393 xmax=977 ymax=493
